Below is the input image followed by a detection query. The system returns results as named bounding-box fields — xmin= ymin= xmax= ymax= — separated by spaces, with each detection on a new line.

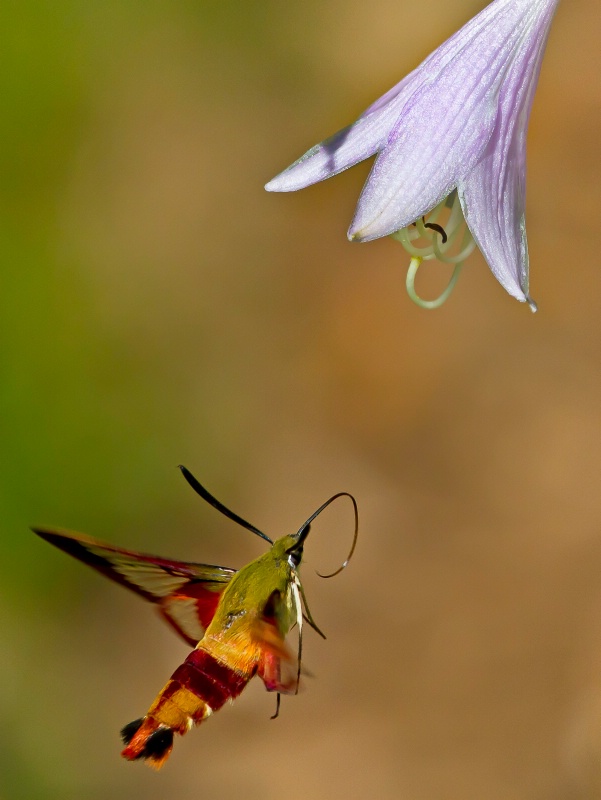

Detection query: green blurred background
xmin=2 ymin=1 xmax=600 ymax=797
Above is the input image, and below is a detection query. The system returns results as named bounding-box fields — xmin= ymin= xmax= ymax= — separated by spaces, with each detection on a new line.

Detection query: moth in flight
xmin=33 ymin=466 xmax=358 ymax=768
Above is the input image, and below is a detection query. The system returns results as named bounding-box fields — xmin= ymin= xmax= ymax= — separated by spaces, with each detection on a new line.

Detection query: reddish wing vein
xmin=33 ymin=527 xmax=235 ymax=646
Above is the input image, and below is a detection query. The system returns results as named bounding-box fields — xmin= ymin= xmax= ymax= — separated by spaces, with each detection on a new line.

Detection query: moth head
xmin=285 ymin=523 xmax=311 ymax=568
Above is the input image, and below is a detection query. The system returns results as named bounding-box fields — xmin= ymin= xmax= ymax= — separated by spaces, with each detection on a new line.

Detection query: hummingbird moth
xmin=33 ymin=466 xmax=358 ymax=768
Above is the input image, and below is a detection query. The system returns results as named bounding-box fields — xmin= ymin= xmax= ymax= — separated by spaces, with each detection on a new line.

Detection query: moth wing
xmin=255 ymin=590 xmax=299 ymax=695
xmin=33 ymin=527 xmax=235 ymax=647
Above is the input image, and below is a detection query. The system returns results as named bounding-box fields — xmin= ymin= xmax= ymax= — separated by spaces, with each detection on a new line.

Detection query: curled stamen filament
xmin=393 ymin=191 xmax=476 ymax=307
xmin=393 ymin=225 xmax=435 ymax=257
xmin=434 ymin=228 xmax=476 ymax=264
xmin=406 ymin=257 xmax=463 ymax=310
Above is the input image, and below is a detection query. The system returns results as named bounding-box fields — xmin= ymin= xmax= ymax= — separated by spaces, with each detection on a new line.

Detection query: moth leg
xmin=270 ymin=693 xmax=281 ymax=720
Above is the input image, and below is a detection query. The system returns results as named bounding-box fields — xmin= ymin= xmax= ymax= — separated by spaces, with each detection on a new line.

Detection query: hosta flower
xmin=266 ymin=0 xmax=560 ymax=309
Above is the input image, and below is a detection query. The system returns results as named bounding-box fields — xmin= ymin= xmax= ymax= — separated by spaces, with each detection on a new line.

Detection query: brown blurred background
xmin=1 ymin=1 xmax=600 ymax=798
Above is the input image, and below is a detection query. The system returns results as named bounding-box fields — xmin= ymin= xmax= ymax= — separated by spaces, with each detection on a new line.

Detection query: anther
xmin=423 ymin=220 xmax=448 ymax=244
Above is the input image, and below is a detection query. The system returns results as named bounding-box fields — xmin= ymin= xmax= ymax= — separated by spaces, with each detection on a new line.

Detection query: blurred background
xmin=1 ymin=0 xmax=600 ymax=797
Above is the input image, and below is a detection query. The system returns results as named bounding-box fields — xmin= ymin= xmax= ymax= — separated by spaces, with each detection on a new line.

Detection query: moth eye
xmin=142 ymin=727 xmax=174 ymax=759
xmin=120 ymin=718 xmax=144 ymax=745
xmin=287 ymin=546 xmax=303 ymax=568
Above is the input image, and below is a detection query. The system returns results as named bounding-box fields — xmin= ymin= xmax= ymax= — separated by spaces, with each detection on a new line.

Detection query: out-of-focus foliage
xmin=2 ymin=1 xmax=601 ymax=798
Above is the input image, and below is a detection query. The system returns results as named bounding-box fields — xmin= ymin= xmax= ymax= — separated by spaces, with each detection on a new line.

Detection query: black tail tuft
xmin=142 ymin=727 xmax=174 ymax=761
xmin=120 ymin=718 xmax=144 ymax=746
xmin=121 ymin=718 xmax=175 ymax=768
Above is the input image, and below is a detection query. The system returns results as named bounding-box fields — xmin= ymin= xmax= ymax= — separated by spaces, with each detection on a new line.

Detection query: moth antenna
xmin=292 ymin=492 xmax=359 ymax=579
xmin=179 ymin=465 xmax=273 ymax=545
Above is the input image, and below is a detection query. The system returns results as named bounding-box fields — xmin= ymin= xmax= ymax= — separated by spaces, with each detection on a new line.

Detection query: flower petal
xmin=265 ymin=0 xmax=519 ymax=196
xmin=457 ymin=0 xmax=560 ymax=301
xmin=264 ymin=73 xmax=417 ymax=193
xmin=349 ymin=0 xmax=549 ymax=241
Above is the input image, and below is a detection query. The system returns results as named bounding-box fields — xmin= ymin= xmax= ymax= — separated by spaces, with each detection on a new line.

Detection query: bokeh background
xmin=1 ymin=1 xmax=600 ymax=798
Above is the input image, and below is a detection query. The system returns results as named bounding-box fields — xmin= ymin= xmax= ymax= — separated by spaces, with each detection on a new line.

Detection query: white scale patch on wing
xmin=163 ymin=596 xmax=204 ymax=643
xmin=87 ymin=545 xmax=189 ymax=597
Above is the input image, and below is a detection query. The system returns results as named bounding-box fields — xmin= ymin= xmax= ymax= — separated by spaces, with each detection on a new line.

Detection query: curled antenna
xmin=179 ymin=465 xmax=273 ymax=545
xmin=294 ymin=491 xmax=359 ymax=579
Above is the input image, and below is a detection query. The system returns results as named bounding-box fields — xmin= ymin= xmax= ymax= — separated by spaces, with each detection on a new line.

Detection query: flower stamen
xmin=406 ymin=256 xmax=463 ymax=310
xmin=392 ymin=191 xmax=476 ymax=308
xmin=423 ymin=221 xmax=448 ymax=244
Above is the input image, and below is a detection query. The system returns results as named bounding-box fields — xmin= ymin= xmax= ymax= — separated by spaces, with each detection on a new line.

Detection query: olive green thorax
xmin=205 ymin=532 xmax=303 ymax=641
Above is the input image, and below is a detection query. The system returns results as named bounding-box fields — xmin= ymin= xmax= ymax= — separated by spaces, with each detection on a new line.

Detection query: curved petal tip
xmin=526 ymin=295 xmax=538 ymax=313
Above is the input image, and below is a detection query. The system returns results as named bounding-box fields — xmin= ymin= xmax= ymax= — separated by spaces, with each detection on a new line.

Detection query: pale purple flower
xmin=266 ymin=0 xmax=560 ymax=309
